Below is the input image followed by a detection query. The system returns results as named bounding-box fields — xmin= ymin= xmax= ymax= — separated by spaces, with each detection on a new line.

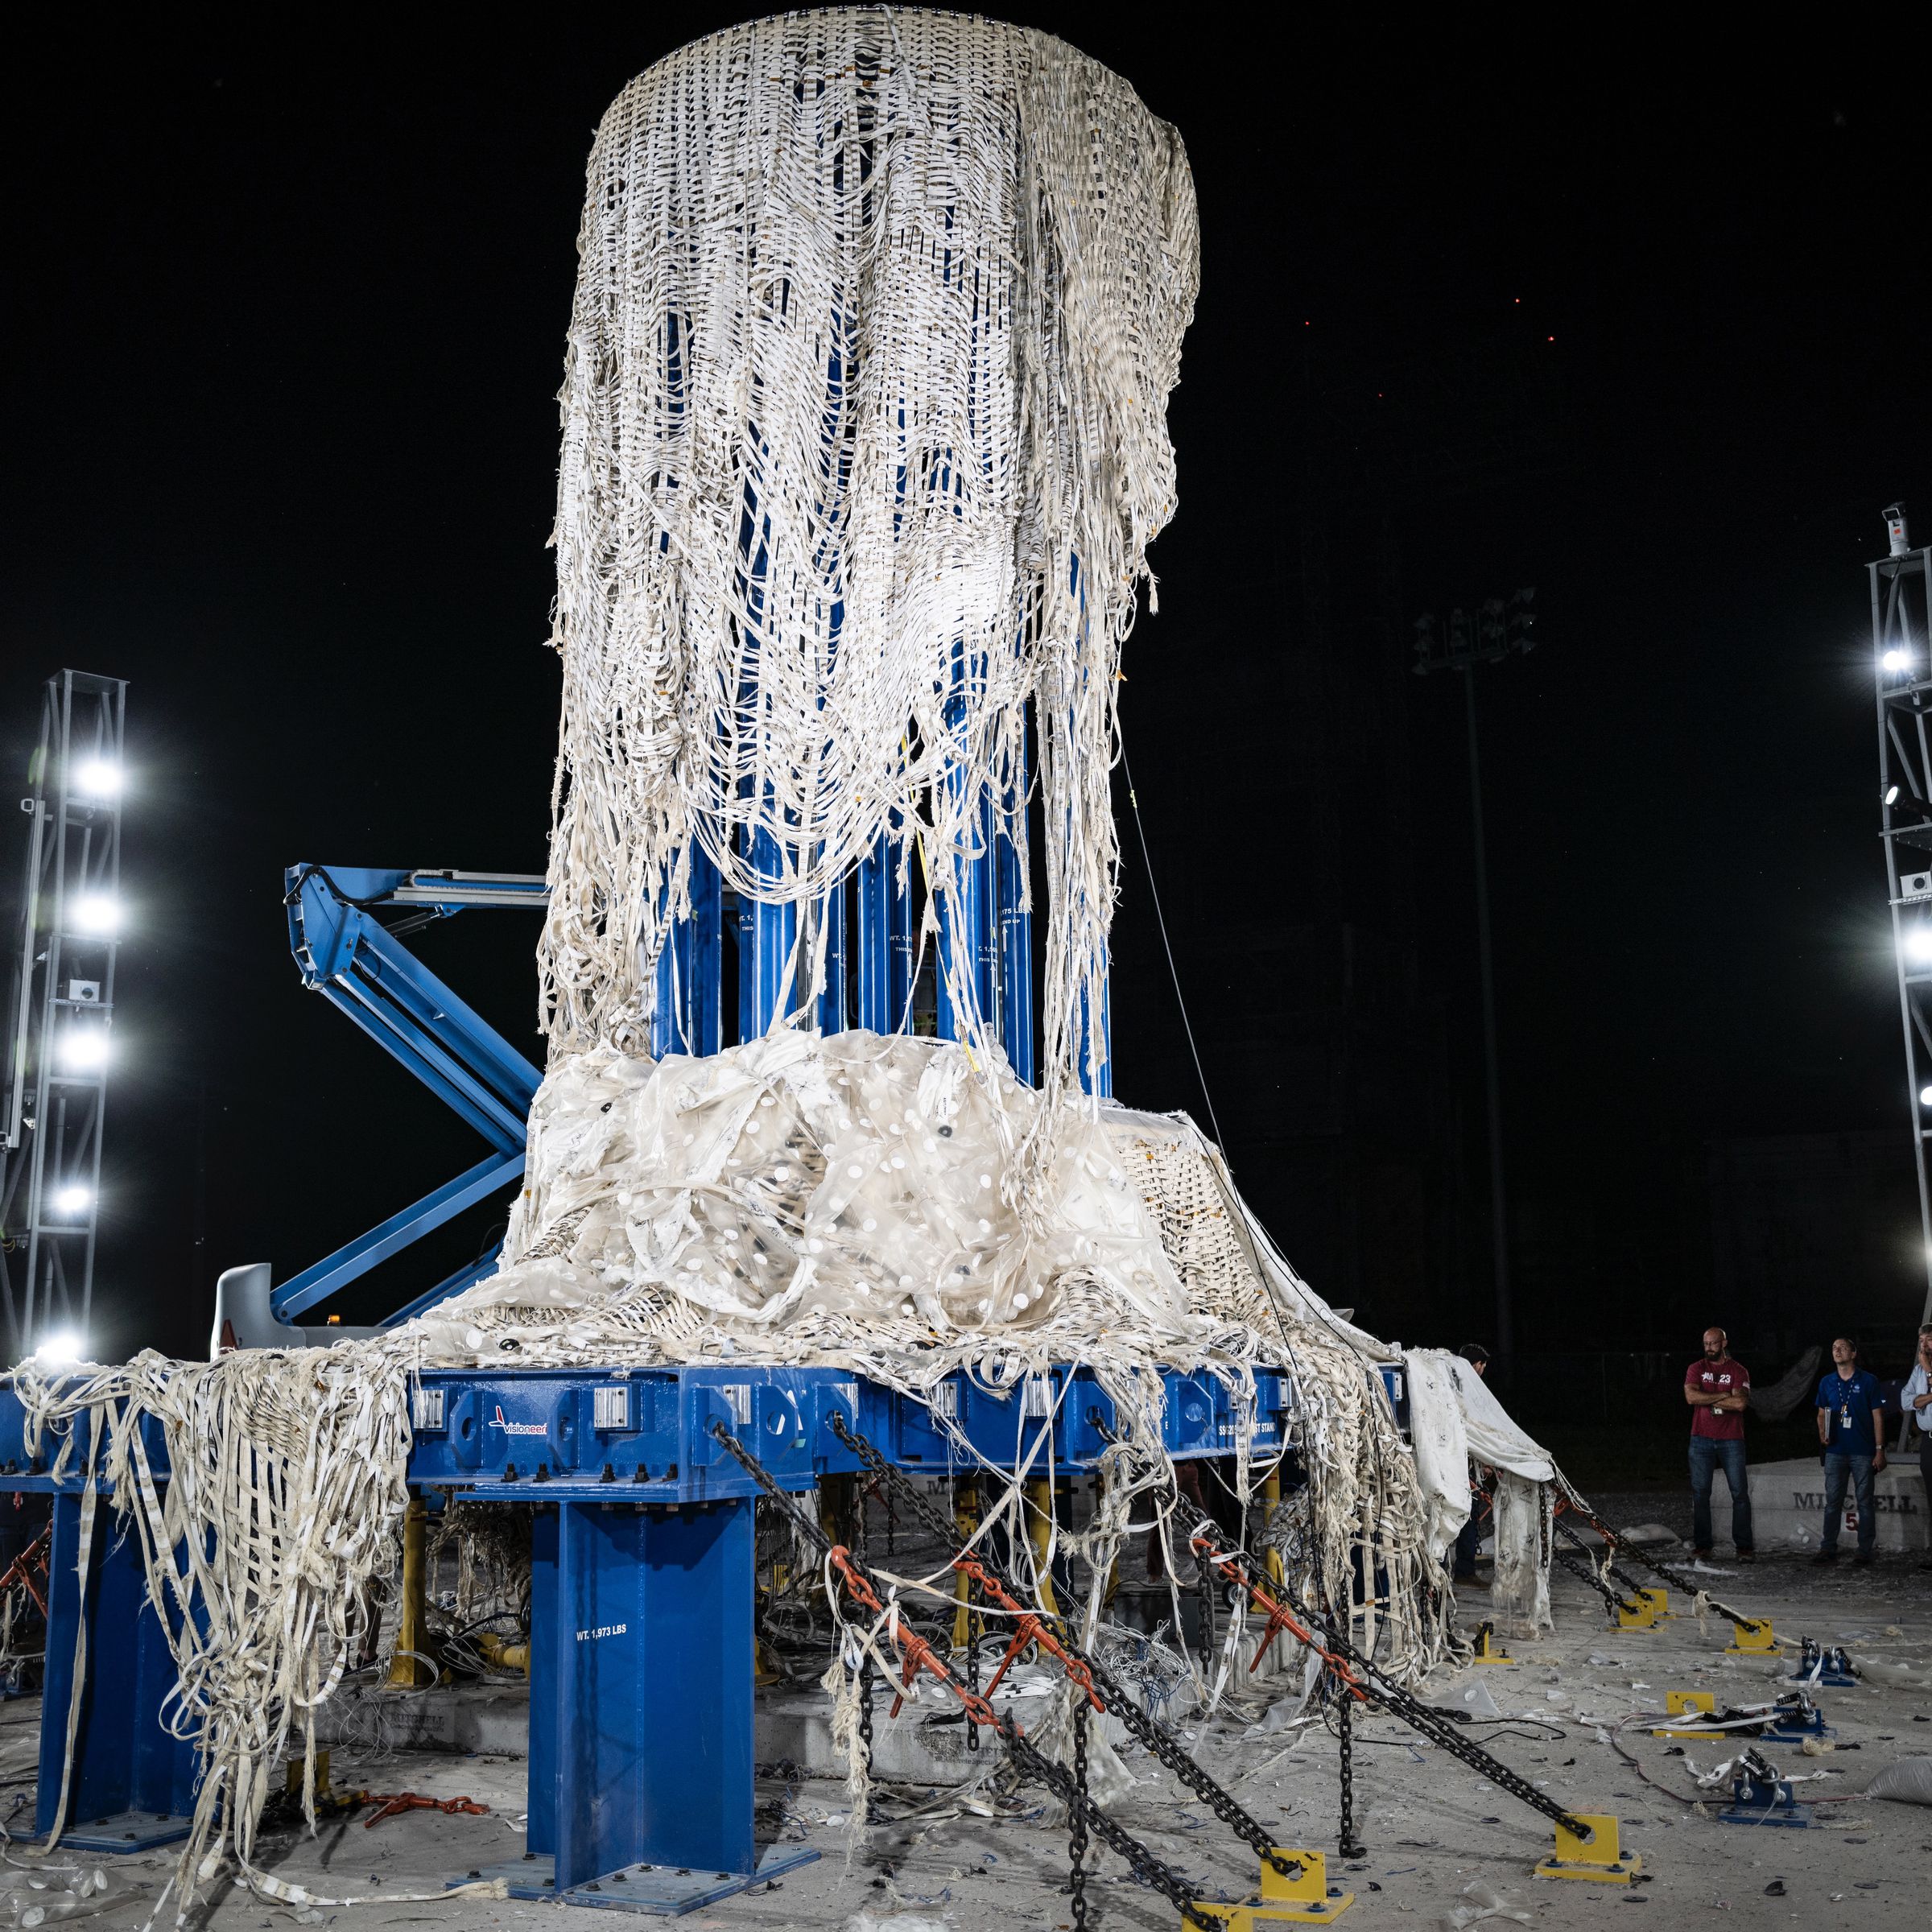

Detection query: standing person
xmin=1685 ymin=1327 xmax=1753 ymax=1560
xmin=1453 ymin=1344 xmax=1491 ymax=1583
xmin=1903 ymin=1323 xmax=1932 ymax=1573
xmin=1814 ymin=1335 xmax=1888 ymax=1566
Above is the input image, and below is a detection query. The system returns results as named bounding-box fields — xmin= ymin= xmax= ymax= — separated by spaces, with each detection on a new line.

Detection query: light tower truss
xmin=0 ymin=671 xmax=126 ymax=1356
xmin=1872 ymin=506 xmax=1932 ymax=1323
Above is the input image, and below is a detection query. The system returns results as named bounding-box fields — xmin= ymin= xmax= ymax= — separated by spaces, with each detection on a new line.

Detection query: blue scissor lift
xmin=0 ymin=807 xmax=1397 ymax=1909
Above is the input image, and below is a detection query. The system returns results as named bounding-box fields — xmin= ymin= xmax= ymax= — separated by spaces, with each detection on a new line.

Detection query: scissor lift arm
xmin=229 ymin=865 xmax=547 ymax=1338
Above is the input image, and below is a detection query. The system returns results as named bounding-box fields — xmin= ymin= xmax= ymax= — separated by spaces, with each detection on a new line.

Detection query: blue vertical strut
xmin=996 ymin=712 xmax=1034 ymax=1082
xmin=654 ymin=841 xmax=724 ymax=1059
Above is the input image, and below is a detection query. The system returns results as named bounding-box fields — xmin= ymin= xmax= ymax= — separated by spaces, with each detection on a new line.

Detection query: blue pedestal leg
xmin=36 ymin=1492 xmax=197 ymax=1852
xmin=502 ymin=1496 xmax=817 ymax=1914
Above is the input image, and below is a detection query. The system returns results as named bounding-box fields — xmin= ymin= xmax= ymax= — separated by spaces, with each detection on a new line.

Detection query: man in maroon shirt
xmin=1685 ymin=1326 xmax=1753 ymax=1560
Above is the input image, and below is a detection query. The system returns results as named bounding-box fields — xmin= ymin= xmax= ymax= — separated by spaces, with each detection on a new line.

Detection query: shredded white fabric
xmin=411 ymin=1032 xmax=1449 ymax=1677
xmin=2 ymin=19 xmax=1481 ymax=1924
xmin=539 ymin=9 xmax=1199 ymax=1098
xmin=15 ymin=1034 xmax=1451 ymax=1924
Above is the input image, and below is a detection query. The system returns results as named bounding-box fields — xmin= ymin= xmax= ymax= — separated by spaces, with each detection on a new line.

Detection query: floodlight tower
xmin=1414 ymin=591 xmax=1538 ymax=1365
xmin=1872 ymin=505 xmax=1932 ymax=1324
xmin=0 ymin=671 xmax=127 ymax=1357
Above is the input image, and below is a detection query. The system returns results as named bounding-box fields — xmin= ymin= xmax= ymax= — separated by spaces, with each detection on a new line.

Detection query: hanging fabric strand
xmin=539 ymin=9 xmax=1199 ymax=1102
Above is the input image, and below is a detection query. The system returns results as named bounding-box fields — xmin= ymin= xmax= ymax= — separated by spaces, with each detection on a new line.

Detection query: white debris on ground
xmin=13 ymin=1551 xmax=1928 ymax=1930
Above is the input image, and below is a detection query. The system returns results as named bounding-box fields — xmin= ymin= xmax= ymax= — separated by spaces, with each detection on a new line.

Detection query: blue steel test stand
xmin=0 ymin=1357 xmax=1403 ymax=1909
xmin=0 ymin=742 xmax=1385 ymax=1906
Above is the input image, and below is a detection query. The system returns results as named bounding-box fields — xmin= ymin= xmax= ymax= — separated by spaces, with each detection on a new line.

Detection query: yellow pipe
xmin=387 ymin=1496 xmax=430 ymax=1687
xmin=1025 ymin=1476 xmax=1060 ymax=1620
xmin=952 ymin=1478 xmax=980 ymax=1652
xmin=1262 ymin=1468 xmax=1285 ymax=1587
xmin=478 ymin=1631 xmax=530 ymax=1674
xmin=1261 ymin=1468 xmax=1284 ymax=1666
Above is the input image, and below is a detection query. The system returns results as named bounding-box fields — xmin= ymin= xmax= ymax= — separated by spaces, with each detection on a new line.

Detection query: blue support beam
xmin=271 ymin=1150 xmax=525 ymax=1323
xmin=856 ymin=833 xmax=894 ymax=1032
xmin=35 ymin=1489 xmax=196 ymax=1852
xmin=273 ymin=865 xmax=545 ymax=1326
xmin=995 ymin=844 xmax=1033 ymax=1080
xmin=744 ymin=827 xmax=797 ymax=1037
xmin=287 ymin=868 xmax=542 ymax=1153
xmin=654 ymin=841 xmax=724 ymax=1059
xmin=1079 ymin=973 xmax=1113 ymax=1100
xmin=0 ymin=1357 xmax=1405 ymax=1899
xmin=816 ymin=880 xmax=848 ymax=1034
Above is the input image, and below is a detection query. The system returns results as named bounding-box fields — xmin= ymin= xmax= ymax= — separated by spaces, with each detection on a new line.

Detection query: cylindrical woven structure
xmin=539 ymin=8 xmax=1199 ymax=1094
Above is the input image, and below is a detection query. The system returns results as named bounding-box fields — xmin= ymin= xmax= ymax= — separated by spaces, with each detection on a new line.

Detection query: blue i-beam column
xmin=652 ymin=840 xmax=724 ymax=1058
xmin=745 ymin=824 xmax=798 ymax=1036
xmin=995 ymin=708 xmax=1034 ymax=1083
xmin=935 ymin=640 xmax=995 ymax=1042
xmin=856 ymin=833 xmax=894 ymax=1032
xmin=1065 ymin=555 xmax=1109 ymax=1094
xmin=817 ymin=878 xmax=848 ymax=1034
xmin=935 ymin=841 xmax=989 ymax=1041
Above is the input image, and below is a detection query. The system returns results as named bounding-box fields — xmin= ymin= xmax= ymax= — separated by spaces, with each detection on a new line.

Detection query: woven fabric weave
xmin=539 ymin=9 xmax=1199 ymax=1096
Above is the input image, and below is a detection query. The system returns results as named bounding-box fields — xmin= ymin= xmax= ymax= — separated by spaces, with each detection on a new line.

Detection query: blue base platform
xmin=47 ymin=1810 xmax=194 ymax=1854
xmin=0 ymin=1360 xmax=1402 ymax=1905
xmin=473 ymin=1842 xmax=820 ymax=1913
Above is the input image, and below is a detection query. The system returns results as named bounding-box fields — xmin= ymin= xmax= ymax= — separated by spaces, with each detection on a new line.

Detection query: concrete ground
xmin=5 ymin=1544 xmax=1930 ymax=1931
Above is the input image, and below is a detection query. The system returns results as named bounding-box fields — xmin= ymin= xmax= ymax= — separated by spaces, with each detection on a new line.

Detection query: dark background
xmin=6 ymin=10 xmax=1930 ymax=1390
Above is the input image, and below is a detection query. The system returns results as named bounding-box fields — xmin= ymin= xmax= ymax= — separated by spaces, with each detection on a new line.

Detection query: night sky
xmin=8 ymin=11 xmax=1930 ymax=1368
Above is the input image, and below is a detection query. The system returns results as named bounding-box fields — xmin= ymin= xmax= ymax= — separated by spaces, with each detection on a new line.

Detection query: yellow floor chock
xmin=1186 ymin=1847 xmax=1353 ymax=1926
xmin=1727 ymin=1615 xmax=1777 ymax=1655
xmin=1651 ymin=1689 xmax=1722 ymax=1740
xmin=1470 ymin=1620 xmax=1513 ymax=1666
xmin=1534 ymin=1813 xmax=1641 ymax=1886
xmin=1616 ymin=1591 xmax=1663 ymax=1632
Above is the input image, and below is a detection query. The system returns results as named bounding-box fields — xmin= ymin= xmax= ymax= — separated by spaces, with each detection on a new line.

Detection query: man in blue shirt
xmin=1813 ymin=1335 xmax=1889 ymax=1565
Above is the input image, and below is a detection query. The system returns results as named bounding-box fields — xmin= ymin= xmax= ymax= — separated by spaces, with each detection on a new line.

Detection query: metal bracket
xmin=1186 ymin=1847 xmax=1355 ymax=1926
xmin=1534 ymin=1813 xmax=1641 ymax=1885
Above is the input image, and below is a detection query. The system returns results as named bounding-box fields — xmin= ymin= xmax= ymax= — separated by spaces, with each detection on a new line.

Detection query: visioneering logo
xmin=490 ymin=1403 xmax=547 ymax=1439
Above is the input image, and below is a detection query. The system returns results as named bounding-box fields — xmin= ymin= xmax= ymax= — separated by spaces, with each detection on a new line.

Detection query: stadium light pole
xmin=1414 ymin=592 xmax=1538 ymax=1370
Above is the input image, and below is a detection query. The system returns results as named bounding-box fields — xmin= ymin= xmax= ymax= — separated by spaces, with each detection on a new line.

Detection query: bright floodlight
xmin=71 ymin=894 xmax=118 ymax=935
xmin=1887 ymin=784 xmax=1901 ymax=805
xmin=73 ymin=758 xmax=121 ymax=798
xmin=36 ymin=1331 xmax=84 ymax=1368
xmin=1922 ymin=1085 xmax=1932 ymax=1107
xmin=52 ymin=1183 xmax=91 ymax=1216
xmin=61 ymin=1028 xmax=109 ymax=1071
xmin=1884 ymin=649 xmax=1911 ymax=672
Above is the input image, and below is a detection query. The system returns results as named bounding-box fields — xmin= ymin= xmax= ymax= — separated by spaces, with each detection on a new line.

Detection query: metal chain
xmin=1195 ymin=1552 xmax=1217 ymax=1674
xmin=1557 ymin=1488 xmax=1765 ymax=1634
xmin=1182 ymin=1515 xmax=1593 ymax=1841
xmin=1068 ymin=1698 xmax=1091 ymax=1932
xmin=1555 ymin=1517 xmax=1654 ymax=1605
xmin=824 ymin=1411 xmax=1303 ymax=1880
xmin=1083 ymin=1418 xmax=1596 ymax=1847
xmin=964 ymin=1546 xmax=983 ymax=1757
xmin=708 ymin=1421 xmax=1227 ymax=1932
xmin=1335 ymin=1674 xmax=1364 ymax=1859
xmin=857 ymin=1650 xmax=876 ymax=1823
xmin=1552 ymin=1546 xmax=1643 ymax=1620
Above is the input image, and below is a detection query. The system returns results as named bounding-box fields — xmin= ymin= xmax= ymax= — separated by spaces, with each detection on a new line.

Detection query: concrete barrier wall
xmin=1708 ymin=1454 xmax=1929 ymax=1553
